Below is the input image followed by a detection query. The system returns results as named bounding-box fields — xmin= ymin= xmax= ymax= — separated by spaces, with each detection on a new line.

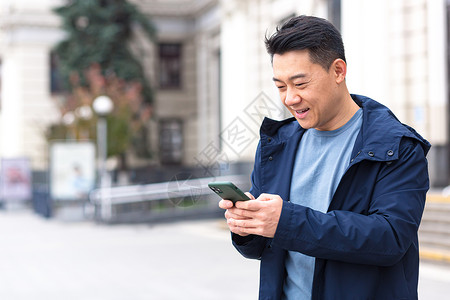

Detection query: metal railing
xmin=89 ymin=174 xmax=250 ymax=221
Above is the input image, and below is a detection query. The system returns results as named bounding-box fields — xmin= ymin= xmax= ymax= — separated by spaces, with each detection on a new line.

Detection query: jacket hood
xmin=260 ymin=94 xmax=431 ymax=161
xmin=352 ymin=94 xmax=431 ymax=159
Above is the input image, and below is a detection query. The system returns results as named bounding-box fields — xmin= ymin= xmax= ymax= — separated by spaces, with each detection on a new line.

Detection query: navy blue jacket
xmin=232 ymin=95 xmax=431 ymax=299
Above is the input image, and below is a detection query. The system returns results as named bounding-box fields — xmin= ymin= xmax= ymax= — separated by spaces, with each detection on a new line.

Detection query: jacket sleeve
xmin=232 ymin=141 xmax=269 ymax=259
xmin=271 ymin=138 xmax=429 ymax=266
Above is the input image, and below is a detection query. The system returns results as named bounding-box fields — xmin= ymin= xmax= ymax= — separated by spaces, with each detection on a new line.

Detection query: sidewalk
xmin=0 ymin=210 xmax=448 ymax=299
xmin=0 ymin=211 xmax=258 ymax=300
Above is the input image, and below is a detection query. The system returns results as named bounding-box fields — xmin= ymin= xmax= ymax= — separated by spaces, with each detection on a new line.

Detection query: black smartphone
xmin=208 ymin=181 xmax=250 ymax=203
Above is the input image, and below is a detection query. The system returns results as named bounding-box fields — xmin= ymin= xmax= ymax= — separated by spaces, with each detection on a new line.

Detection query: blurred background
xmin=0 ymin=0 xmax=449 ymax=299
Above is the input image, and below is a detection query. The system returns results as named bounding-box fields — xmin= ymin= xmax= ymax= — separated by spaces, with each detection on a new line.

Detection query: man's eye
xmin=276 ymin=85 xmax=286 ymax=90
xmin=295 ymin=83 xmax=305 ymax=87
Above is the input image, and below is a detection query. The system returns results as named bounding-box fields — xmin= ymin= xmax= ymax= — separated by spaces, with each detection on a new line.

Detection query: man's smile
xmin=294 ymin=108 xmax=310 ymax=118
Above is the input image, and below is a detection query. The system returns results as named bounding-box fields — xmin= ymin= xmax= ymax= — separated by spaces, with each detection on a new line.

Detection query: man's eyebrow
xmin=289 ymin=73 xmax=307 ymax=80
xmin=272 ymin=73 xmax=307 ymax=82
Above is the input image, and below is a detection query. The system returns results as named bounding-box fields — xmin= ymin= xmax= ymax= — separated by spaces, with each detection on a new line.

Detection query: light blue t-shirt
xmin=282 ymin=109 xmax=363 ymax=300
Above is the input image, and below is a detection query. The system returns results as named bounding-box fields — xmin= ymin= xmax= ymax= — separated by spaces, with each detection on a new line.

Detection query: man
xmin=219 ymin=15 xmax=430 ymax=299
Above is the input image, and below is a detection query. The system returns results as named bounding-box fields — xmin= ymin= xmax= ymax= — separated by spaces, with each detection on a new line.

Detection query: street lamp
xmin=92 ymin=95 xmax=114 ymax=221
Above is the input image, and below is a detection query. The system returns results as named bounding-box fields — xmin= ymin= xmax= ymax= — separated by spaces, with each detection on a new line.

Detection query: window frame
xmin=158 ymin=43 xmax=183 ymax=89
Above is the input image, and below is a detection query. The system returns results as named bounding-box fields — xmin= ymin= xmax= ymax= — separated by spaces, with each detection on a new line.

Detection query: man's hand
xmin=219 ymin=192 xmax=255 ymax=237
xmin=219 ymin=193 xmax=283 ymax=238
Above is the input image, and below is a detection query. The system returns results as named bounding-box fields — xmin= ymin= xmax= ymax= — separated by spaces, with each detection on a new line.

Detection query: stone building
xmin=132 ymin=0 xmax=221 ymax=170
xmin=0 ymin=0 xmax=63 ymax=170
xmin=0 ymin=0 xmax=222 ymax=183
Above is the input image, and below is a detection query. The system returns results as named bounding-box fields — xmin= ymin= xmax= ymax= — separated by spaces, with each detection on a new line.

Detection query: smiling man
xmin=219 ymin=15 xmax=431 ymax=299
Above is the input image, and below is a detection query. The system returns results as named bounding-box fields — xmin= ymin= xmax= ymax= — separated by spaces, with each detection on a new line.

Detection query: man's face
xmin=272 ymin=50 xmax=343 ymax=131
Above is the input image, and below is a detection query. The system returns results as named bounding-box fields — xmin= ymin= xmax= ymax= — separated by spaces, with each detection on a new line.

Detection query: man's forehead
xmin=272 ymin=51 xmax=313 ymax=70
xmin=271 ymin=50 xmax=325 ymax=81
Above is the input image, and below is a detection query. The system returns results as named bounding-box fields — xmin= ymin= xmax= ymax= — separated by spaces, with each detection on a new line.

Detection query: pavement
xmin=0 ymin=210 xmax=449 ymax=300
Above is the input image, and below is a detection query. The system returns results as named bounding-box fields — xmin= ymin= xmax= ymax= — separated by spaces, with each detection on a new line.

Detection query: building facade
xmin=0 ymin=0 xmax=448 ymax=187
xmin=219 ymin=0 xmax=449 ymax=187
xmin=342 ymin=0 xmax=448 ymax=186
xmin=0 ymin=0 xmax=222 ymax=182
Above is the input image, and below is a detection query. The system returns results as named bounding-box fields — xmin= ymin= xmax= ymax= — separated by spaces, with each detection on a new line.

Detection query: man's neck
xmin=320 ymin=93 xmax=360 ymax=131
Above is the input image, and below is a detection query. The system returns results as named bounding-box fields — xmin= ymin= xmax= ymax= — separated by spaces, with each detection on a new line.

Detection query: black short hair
xmin=265 ymin=15 xmax=346 ymax=70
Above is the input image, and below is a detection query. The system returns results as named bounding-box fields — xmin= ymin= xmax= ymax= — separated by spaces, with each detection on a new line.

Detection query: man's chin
xmin=295 ymin=119 xmax=311 ymax=129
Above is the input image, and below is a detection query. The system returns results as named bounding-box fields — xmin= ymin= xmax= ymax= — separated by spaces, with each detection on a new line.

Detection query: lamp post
xmin=62 ymin=111 xmax=75 ymax=139
xmin=92 ymin=95 xmax=114 ymax=221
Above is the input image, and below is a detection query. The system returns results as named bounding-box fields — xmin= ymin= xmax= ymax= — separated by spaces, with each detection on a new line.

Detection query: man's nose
xmin=284 ymin=88 xmax=301 ymax=106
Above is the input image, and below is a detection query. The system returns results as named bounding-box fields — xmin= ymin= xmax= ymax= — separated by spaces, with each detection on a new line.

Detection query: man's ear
xmin=332 ymin=59 xmax=347 ymax=84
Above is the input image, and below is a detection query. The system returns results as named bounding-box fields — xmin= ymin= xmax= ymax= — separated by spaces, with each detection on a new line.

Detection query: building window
xmin=328 ymin=0 xmax=341 ymax=31
xmin=50 ymin=52 xmax=67 ymax=94
xmin=158 ymin=43 xmax=182 ymax=89
xmin=159 ymin=119 xmax=183 ymax=164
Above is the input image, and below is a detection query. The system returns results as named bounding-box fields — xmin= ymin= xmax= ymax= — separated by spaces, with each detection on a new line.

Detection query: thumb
xmin=245 ymin=192 xmax=255 ymax=200
xmin=257 ymin=193 xmax=279 ymax=201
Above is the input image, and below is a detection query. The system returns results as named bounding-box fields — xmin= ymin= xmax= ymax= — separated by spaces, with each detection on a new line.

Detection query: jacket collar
xmin=259 ymin=94 xmax=431 ymax=163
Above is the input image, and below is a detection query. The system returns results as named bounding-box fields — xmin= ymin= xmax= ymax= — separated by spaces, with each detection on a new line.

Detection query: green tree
xmin=48 ymin=0 xmax=156 ymax=166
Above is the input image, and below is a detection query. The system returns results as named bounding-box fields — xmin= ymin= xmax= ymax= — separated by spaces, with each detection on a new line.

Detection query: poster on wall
xmin=50 ymin=142 xmax=96 ymax=200
xmin=1 ymin=157 xmax=32 ymax=201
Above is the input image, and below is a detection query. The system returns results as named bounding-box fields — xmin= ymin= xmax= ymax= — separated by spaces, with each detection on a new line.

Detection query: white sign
xmin=50 ymin=142 xmax=96 ymax=200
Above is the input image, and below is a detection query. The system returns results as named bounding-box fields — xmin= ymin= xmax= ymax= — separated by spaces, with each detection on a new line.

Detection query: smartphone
xmin=208 ymin=181 xmax=250 ymax=203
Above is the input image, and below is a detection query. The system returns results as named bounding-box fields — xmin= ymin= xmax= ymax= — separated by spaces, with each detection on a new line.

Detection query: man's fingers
xmin=228 ymin=218 xmax=261 ymax=235
xmin=233 ymin=194 xmax=281 ymax=210
xmin=228 ymin=225 xmax=251 ymax=237
xmin=225 ymin=209 xmax=251 ymax=220
xmin=228 ymin=217 xmax=258 ymax=229
xmin=218 ymin=199 xmax=234 ymax=209
xmin=235 ymin=199 xmax=261 ymax=210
